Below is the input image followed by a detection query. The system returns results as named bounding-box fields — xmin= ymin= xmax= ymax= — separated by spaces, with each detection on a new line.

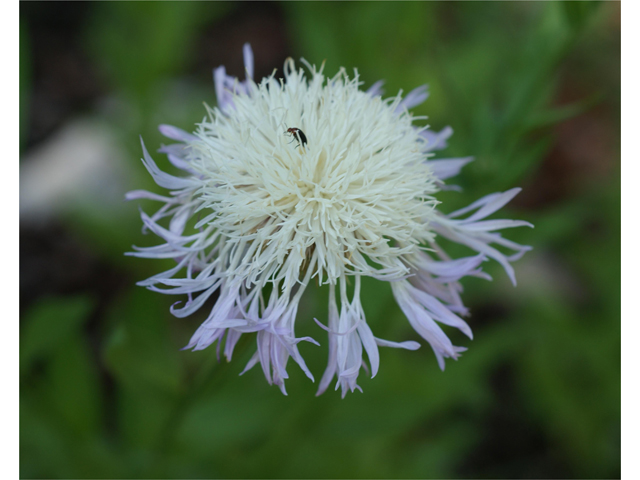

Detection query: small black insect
xmin=285 ymin=127 xmax=308 ymax=148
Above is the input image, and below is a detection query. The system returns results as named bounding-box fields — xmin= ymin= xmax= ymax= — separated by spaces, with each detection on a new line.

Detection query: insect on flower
xmin=285 ymin=127 xmax=308 ymax=148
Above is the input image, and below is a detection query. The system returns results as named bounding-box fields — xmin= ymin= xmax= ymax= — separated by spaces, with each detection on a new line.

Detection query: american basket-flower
xmin=127 ymin=44 xmax=532 ymax=396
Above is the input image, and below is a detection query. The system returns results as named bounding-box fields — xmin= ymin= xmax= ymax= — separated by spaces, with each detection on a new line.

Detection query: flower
xmin=127 ymin=44 xmax=532 ymax=396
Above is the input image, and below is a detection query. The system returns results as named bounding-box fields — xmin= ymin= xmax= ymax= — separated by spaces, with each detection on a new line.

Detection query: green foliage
xmin=84 ymin=2 xmax=226 ymax=102
xmin=20 ymin=1 xmax=619 ymax=478
xmin=20 ymin=296 xmax=117 ymax=478
xmin=21 ymin=295 xmax=95 ymax=374
xmin=560 ymin=1 xmax=603 ymax=32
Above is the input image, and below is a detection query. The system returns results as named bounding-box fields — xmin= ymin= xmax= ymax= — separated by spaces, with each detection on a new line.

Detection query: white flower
xmin=128 ymin=44 xmax=532 ymax=396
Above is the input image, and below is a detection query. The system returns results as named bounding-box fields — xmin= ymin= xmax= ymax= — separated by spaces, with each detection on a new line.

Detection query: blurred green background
xmin=19 ymin=2 xmax=620 ymax=478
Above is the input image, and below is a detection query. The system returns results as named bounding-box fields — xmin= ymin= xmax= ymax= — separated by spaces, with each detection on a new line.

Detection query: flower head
xmin=128 ymin=44 xmax=532 ymax=396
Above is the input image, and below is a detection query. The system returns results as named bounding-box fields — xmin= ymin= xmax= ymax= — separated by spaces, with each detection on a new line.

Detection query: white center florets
xmin=190 ymin=59 xmax=437 ymax=288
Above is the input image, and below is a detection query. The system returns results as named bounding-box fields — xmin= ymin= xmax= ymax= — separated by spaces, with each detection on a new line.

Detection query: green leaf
xmin=103 ymin=288 xmax=182 ymax=393
xmin=102 ymin=287 xmax=185 ymax=452
xmin=21 ymin=295 xmax=95 ymax=374
xmin=47 ymin=334 xmax=103 ymax=436
xmin=518 ymin=297 xmax=619 ymax=477
xmin=559 ymin=1 xmax=602 ymax=32
xmin=525 ymin=93 xmax=604 ymax=129
xmin=84 ymin=2 xmax=230 ymax=101
xmin=20 ymin=399 xmax=76 ymax=478
xmin=21 ymin=390 xmax=123 ymax=478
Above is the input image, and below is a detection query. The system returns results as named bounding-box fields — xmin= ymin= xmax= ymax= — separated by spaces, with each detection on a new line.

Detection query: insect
xmin=285 ymin=127 xmax=308 ymax=148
